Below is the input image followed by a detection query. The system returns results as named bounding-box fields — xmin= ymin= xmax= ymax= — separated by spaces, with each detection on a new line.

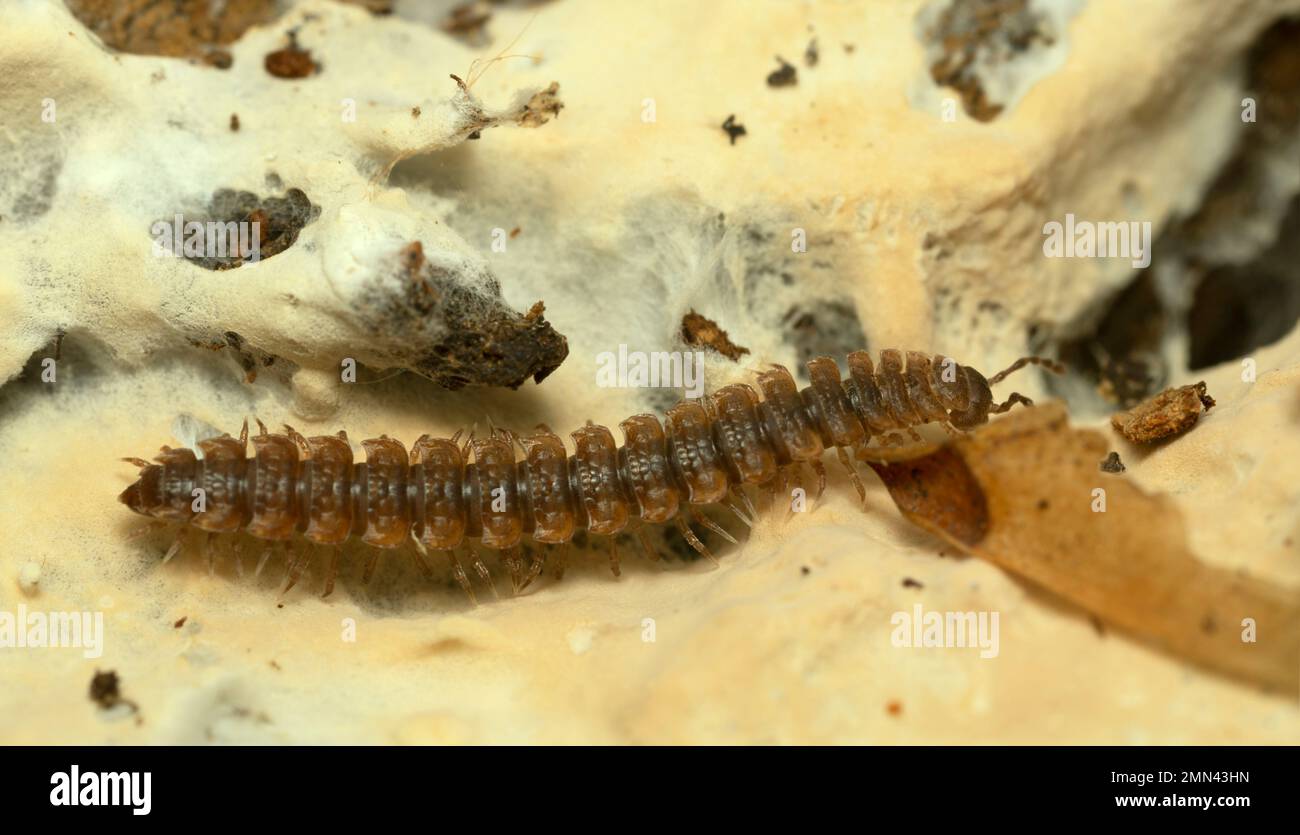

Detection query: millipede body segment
xmin=119 ymin=350 xmax=1061 ymax=600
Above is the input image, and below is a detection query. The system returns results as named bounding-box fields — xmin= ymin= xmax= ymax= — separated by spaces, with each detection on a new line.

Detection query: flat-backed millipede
xmin=118 ymin=350 xmax=1062 ymax=603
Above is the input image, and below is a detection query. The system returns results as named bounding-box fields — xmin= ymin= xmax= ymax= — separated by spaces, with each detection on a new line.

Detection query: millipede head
xmin=118 ymin=463 xmax=163 ymax=516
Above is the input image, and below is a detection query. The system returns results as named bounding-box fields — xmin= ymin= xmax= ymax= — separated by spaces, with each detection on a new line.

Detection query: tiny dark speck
xmin=766 ymin=56 xmax=797 ymax=87
xmin=1036 ymin=498 xmax=1049 ymax=510
xmin=721 ymin=114 xmax=747 ymax=145
xmin=800 ymin=566 xmax=811 ymax=576
xmin=902 ymin=577 xmax=923 ymax=589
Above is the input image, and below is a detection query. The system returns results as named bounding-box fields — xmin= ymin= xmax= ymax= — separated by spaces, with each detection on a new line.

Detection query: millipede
xmin=118 ymin=350 xmax=1063 ymax=604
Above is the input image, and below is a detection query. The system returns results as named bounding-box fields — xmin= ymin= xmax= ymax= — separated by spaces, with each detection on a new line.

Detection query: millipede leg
xmin=810 ymin=460 xmax=827 ymax=502
xmin=674 ymin=516 xmax=718 ymax=566
xmin=606 ymin=537 xmax=622 ymax=578
xmin=232 ymin=537 xmax=246 ymax=578
xmin=552 ymin=542 xmax=568 ymax=582
xmin=635 ymin=527 xmax=660 ymax=562
xmin=409 ymin=540 xmax=434 ymax=581
xmin=835 ymin=446 xmax=867 ymax=506
xmin=501 ymin=547 xmax=526 ymax=595
xmin=728 ymin=486 xmax=757 ymax=527
xmin=471 ymin=548 xmax=501 ymax=601
xmin=321 ymin=547 xmax=341 ymax=599
xmin=691 ymin=507 xmax=738 ymax=546
xmin=991 ymin=392 xmax=1034 ymax=413
xmin=161 ymin=530 xmax=185 ymax=564
xmin=282 ymin=541 xmax=314 ymax=595
xmin=204 ymin=532 xmax=218 ymax=576
xmin=519 ymin=547 xmax=547 ymax=593
xmin=783 ymin=465 xmax=803 ymax=524
xmin=761 ymin=475 xmax=779 ymax=515
xmin=442 ymin=550 xmax=478 ymax=605
xmin=724 ymin=499 xmax=755 ymax=529
xmin=761 ymin=481 xmax=778 ymax=515
xmin=362 ymin=548 xmax=382 ymax=585
xmin=254 ymin=543 xmax=276 ymax=579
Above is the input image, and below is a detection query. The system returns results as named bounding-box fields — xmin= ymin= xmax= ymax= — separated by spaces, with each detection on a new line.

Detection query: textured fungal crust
xmin=64 ymin=0 xmax=276 ymax=64
xmin=2 ymin=0 xmax=571 ymax=396
xmin=384 ymin=242 xmax=569 ymax=390
xmin=921 ymin=0 xmax=1057 ymax=121
xmin=515 ymin=82 xmax=564 ymax=128
xmin=118 ymin=349 xmax=1049 ymax=596
xmin=1110 ymin=381 xmax=1215 ymax=444
xmin=162 ymin=187 xmax=321 ymax=270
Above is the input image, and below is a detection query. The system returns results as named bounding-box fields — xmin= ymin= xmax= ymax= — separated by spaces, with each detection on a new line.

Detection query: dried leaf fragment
xmin=862 ymin=402 xmax=1299 ymax=693
xmin=682 ymin=311 xmax=750 ymax=361
xmin=1111 ymin=381 xmax=1215 ymax=443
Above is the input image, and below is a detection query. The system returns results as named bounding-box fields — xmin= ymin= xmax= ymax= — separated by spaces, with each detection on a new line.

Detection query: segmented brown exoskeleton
xmin=118 ymin=350 xmax=1062 ymax=603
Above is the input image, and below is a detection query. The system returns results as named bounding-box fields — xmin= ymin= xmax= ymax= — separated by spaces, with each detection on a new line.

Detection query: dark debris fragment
xmin=682 ymin=310 xmax=750 ymax=361
xmin=442 ymin=1 xmax=493 ymax=45
xmin=1110 ymin=382 xmax=1215 ymax=444
xmin=265 ymin=30 xmax=319 ymax=79
xmin=767 ymin=55 xmax=798 ymax=87
xmin=160 ymin=186 xmax=321 ymax=271
xmin=384 ymin=241 xmax=570 ymax=390
xmin=721 ymin=114 xmax=747 ymax=145
xmin=89 ymin=669 xmax=139 ymax=714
